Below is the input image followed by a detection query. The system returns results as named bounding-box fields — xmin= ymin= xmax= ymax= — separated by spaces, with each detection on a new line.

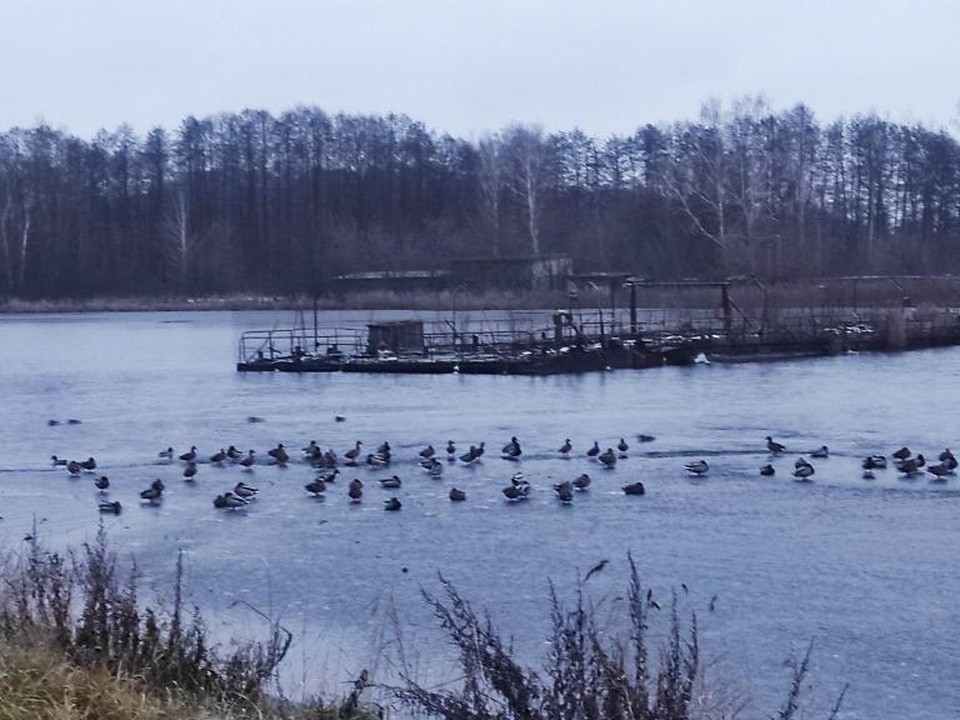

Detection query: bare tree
xmin=504 ymin=124 xmax=548 ymax=256
xmin=477 ymin=133 xmax=505 ymax=257
xmin=164 ymin=188 xmax=191 ymax=286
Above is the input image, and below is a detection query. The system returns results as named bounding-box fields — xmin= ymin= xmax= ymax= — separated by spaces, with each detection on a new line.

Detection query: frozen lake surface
xmin=0 ymin=310 xmax=958 ymax=719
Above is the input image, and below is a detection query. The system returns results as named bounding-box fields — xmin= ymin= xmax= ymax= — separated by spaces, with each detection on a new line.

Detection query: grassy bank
xmin=0 ymin=289 xmax=578 ymax=314
xmin=0 ymin=527 xmax=376 ymax=720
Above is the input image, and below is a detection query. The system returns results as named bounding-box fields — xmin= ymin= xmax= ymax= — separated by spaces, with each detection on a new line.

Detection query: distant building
xmin=450 ymin=254 xmax=573 ymax=290
xmin=331 ymin=269 xmax=450 ymax=294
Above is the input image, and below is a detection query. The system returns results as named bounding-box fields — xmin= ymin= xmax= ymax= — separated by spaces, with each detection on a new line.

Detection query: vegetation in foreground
xmin=0 ymin=530 xmax=846 ymax=719
xmin=389 ymin=556 xmax=847 ymax=720
xmin=0 ymin=526 xmax=375 ymax=719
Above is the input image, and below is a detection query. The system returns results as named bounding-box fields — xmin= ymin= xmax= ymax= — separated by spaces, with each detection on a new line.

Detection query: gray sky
xmin=3 ymin=0 xmax=958 ymax=139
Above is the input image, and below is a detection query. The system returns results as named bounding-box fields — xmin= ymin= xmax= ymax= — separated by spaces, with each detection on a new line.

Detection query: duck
xmin=502 ymin=436 xmax=521 ymax=460
xmin=304 ymin=479 xmax=327 ymax=496
xmin=426 ymin=458 xmax=443 ymax=476
xmin=502 ymin=484 xmax=529 ymax=501
xmin=367 ymin=452 xmax=390 ymax=467
xmin=926 ymin=462 xmax=953 ymax=480
xmin=348 ymin=478 xmax=363 ymax=501
xmin=226 ymin=445 xmax=242 ymax=461
xmin=862 ymin=470 xmax=876 ymax=480
xmin=183 ymin=462 xmax=197 ymax=481
xmin=418 ymin=444 xmax=435 ymax=460
xmin=233 ymin=481 xmax=259 ymax=499
xmin=793 ymin=460 xmax=815 ymax=481
xmin=459 ymin=445 xmax=480 ymax=464
xmin=553 ymin=481 xmax=574 ymax=503
xmin=239 ymin=450 xmax=256 ymax=469
xmin=179 ymin=446 xmax=198 ymax=462
xmin=140 ymin=479 xmax=164 ymax=502
xmin=209 ymin=448 xmax=227 ymax=464
xmin=376 ymin=441 xmax=391 ymax=456
xmin=587 ymin=441 xmax=600 ymax=458
xmin=896 ymin=454 xmax=925 ymax=475
xmin=94 ymin=475 xmax=110 ymax=491
xmin=446 ymin=441 xmax=457 ymax=460
xmin=383 ymin=497 xmax=402 ymax=511
xmin=449 ymin=487 xmax=467 ymax=502
xmin=637 ymin=434 xmax=656 ymax=443
xmin=892 ymin=446 xmax=911 ymax=460
xmin=213 ymin=492 xmax=247 ymax=509
xmin=598 ymin=448 xmax=617 ymax=469
xmin=766 ymin=436 xmax=785 ymax=454
xmin=267 ymin=443 xmax=289 ymax=465
xmin=474 ymin=441 xmax=485 ymax=459
xmin=302 ymin=440 xmax=320 ymax=456
xmin=98 ymin=500 xmax=122 ymax=514
xmin=617 ymin=438 xmax=629 ymax=458
xmin=158 ymin=447 xmax=174 ymax=459
xmin=79 ymin=457 xmax=97 ymax=472
xmin=759 ymin=464 xmax=775 ymax=476
xmin=379 ymin=475 xmax=402 ymax=489
xmin=343 ymin=441 xmax=363 ymax=465
xmin=67 ymin=460 xmax=82 ymax=476
xmin=685 ymin=459 xmax=709 ymax=475
xmin=939 ymin=448 xmax=957 ymax=470
xmin=318 ymin=468 xmax=339 ymax=483
xmin=572 ymin=473 xmax=591 ymax=491
xmin=622 ymin=481 xmax=646 ymax=495
xmin=559 ymin=439 xmax=572 ymax=457
xmin=810 ymin=445 xmax=829 ymax=459
xmin=862 ymin=454 xmax=887 ymax=470
xmin=50 ymin=455 xmax=67 ymax=467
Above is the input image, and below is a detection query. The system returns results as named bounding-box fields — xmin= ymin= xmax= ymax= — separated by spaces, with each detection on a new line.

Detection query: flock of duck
xmin=48 ymin=432 xmax=956 ymax=516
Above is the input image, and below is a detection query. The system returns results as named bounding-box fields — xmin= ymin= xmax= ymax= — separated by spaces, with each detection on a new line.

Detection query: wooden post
xmin=629 ymin=281 xmax=637 ymax=335
xmin=721 ymin=284 xmax=732 ymax=336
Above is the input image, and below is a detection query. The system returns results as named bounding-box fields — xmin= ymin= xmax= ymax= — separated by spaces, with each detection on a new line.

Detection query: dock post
xmin=721 ymin=284 xmax=733 ymax=336
xmin=630 ymin=281 xmax=637 ymax=335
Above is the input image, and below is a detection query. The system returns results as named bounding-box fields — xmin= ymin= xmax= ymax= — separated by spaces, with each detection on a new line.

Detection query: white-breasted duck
xmin=810 ymin=446 xmax=829 ymax=459
xmin=685 ymin=459 xmax=708 ymax=475
xmin=183 ymin=462 xmax=198 ymax=481
xmin=233 ymin=481 xmax=259 ymax=499
xmin=98 ymin=500 xmax=122 ymax=514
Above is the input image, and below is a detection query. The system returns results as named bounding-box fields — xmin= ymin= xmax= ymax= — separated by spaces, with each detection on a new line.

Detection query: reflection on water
xmin=0 ymin=310 xmax=958 ymax=718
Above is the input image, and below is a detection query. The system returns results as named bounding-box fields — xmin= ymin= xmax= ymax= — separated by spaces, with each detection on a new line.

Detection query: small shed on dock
xmin=366 ymin=320 xmax=425 ymax=355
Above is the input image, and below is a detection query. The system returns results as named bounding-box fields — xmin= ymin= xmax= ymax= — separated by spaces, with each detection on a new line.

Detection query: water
xmin=1 ymin=310 xmax=958 ymax=718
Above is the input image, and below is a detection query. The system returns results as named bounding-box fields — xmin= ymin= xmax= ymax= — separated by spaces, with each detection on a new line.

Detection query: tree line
xmin=0 ymin=97 xmax=958 ymax=298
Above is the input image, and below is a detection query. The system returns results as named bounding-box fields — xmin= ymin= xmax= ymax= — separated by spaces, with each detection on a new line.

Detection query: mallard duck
xmin=617 ymin=438 xmax=629 ymax=457
xmin=793 ymin=462 xmax=815 ymax=480
xmin=502 ymin=436 xmax=521 ymax=459
xmin=622 ymin=481 xmax=646 ymax=495
xmin=449 ymin=487 xmax=467 ymax=501
xmin=267 ymin=443 xmax=289 ymax=465
xmin=559 ymin=439 xmax=572 ymax=457
xmin=94 ymin=475 xmax=110 ymax=490
xmin=183 ymin=462 xmax=197 ymax=481
xmin=51 ymin=455 xmax=67 ymax=467
xmin=587 ymin=441 xmax=600 ymax=457
xmin=419 ymin=444 xmax=435 ymax=459
xmin=179 ymin=446 xmax=197 ymax=462
xmin=383 ymin=497 xmax=402 ymax=511
xmin=213 ymin=492 xmax=247 ymax=509
xmin=446 ymin=441 xmax=456 ymax=459
xmin=685 ymin=459 xmax=709 ymax=475
xmin=210 ymin=448 xmax=227 ymax=464
xmin=304 ymin=479 xmax=327 ymax=496
xmin=79 ymin=457 xmax=97 ymax=471
xmin=573 ymin=473 xmax=591 ymax=490
xmin=98 ymin=500 xmax=122 ymax=514
xmin=810 ymin=445 xmax=829 ymax=459
xmin=379 ymin=475 xmax=402 ymax=489
xmin=158 ymin=447 xmax=174 ymax=459
xmin=759 ymin=464 xmax=775 ymax=476
xmin=239 ymin=450 xmax=256 ymax=469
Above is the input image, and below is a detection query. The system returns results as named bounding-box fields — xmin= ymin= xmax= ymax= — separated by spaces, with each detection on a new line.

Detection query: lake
xmin=0 ymin=309 xmax=958 ymax=719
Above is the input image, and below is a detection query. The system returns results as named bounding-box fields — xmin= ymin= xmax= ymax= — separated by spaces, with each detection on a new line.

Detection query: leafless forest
xmin=0 ymin=98 xmax=957 ymax=299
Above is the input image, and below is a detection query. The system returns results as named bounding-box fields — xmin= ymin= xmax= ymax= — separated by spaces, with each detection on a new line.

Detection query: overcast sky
xmin=3 ymin=0 xmax=958 ymax=140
